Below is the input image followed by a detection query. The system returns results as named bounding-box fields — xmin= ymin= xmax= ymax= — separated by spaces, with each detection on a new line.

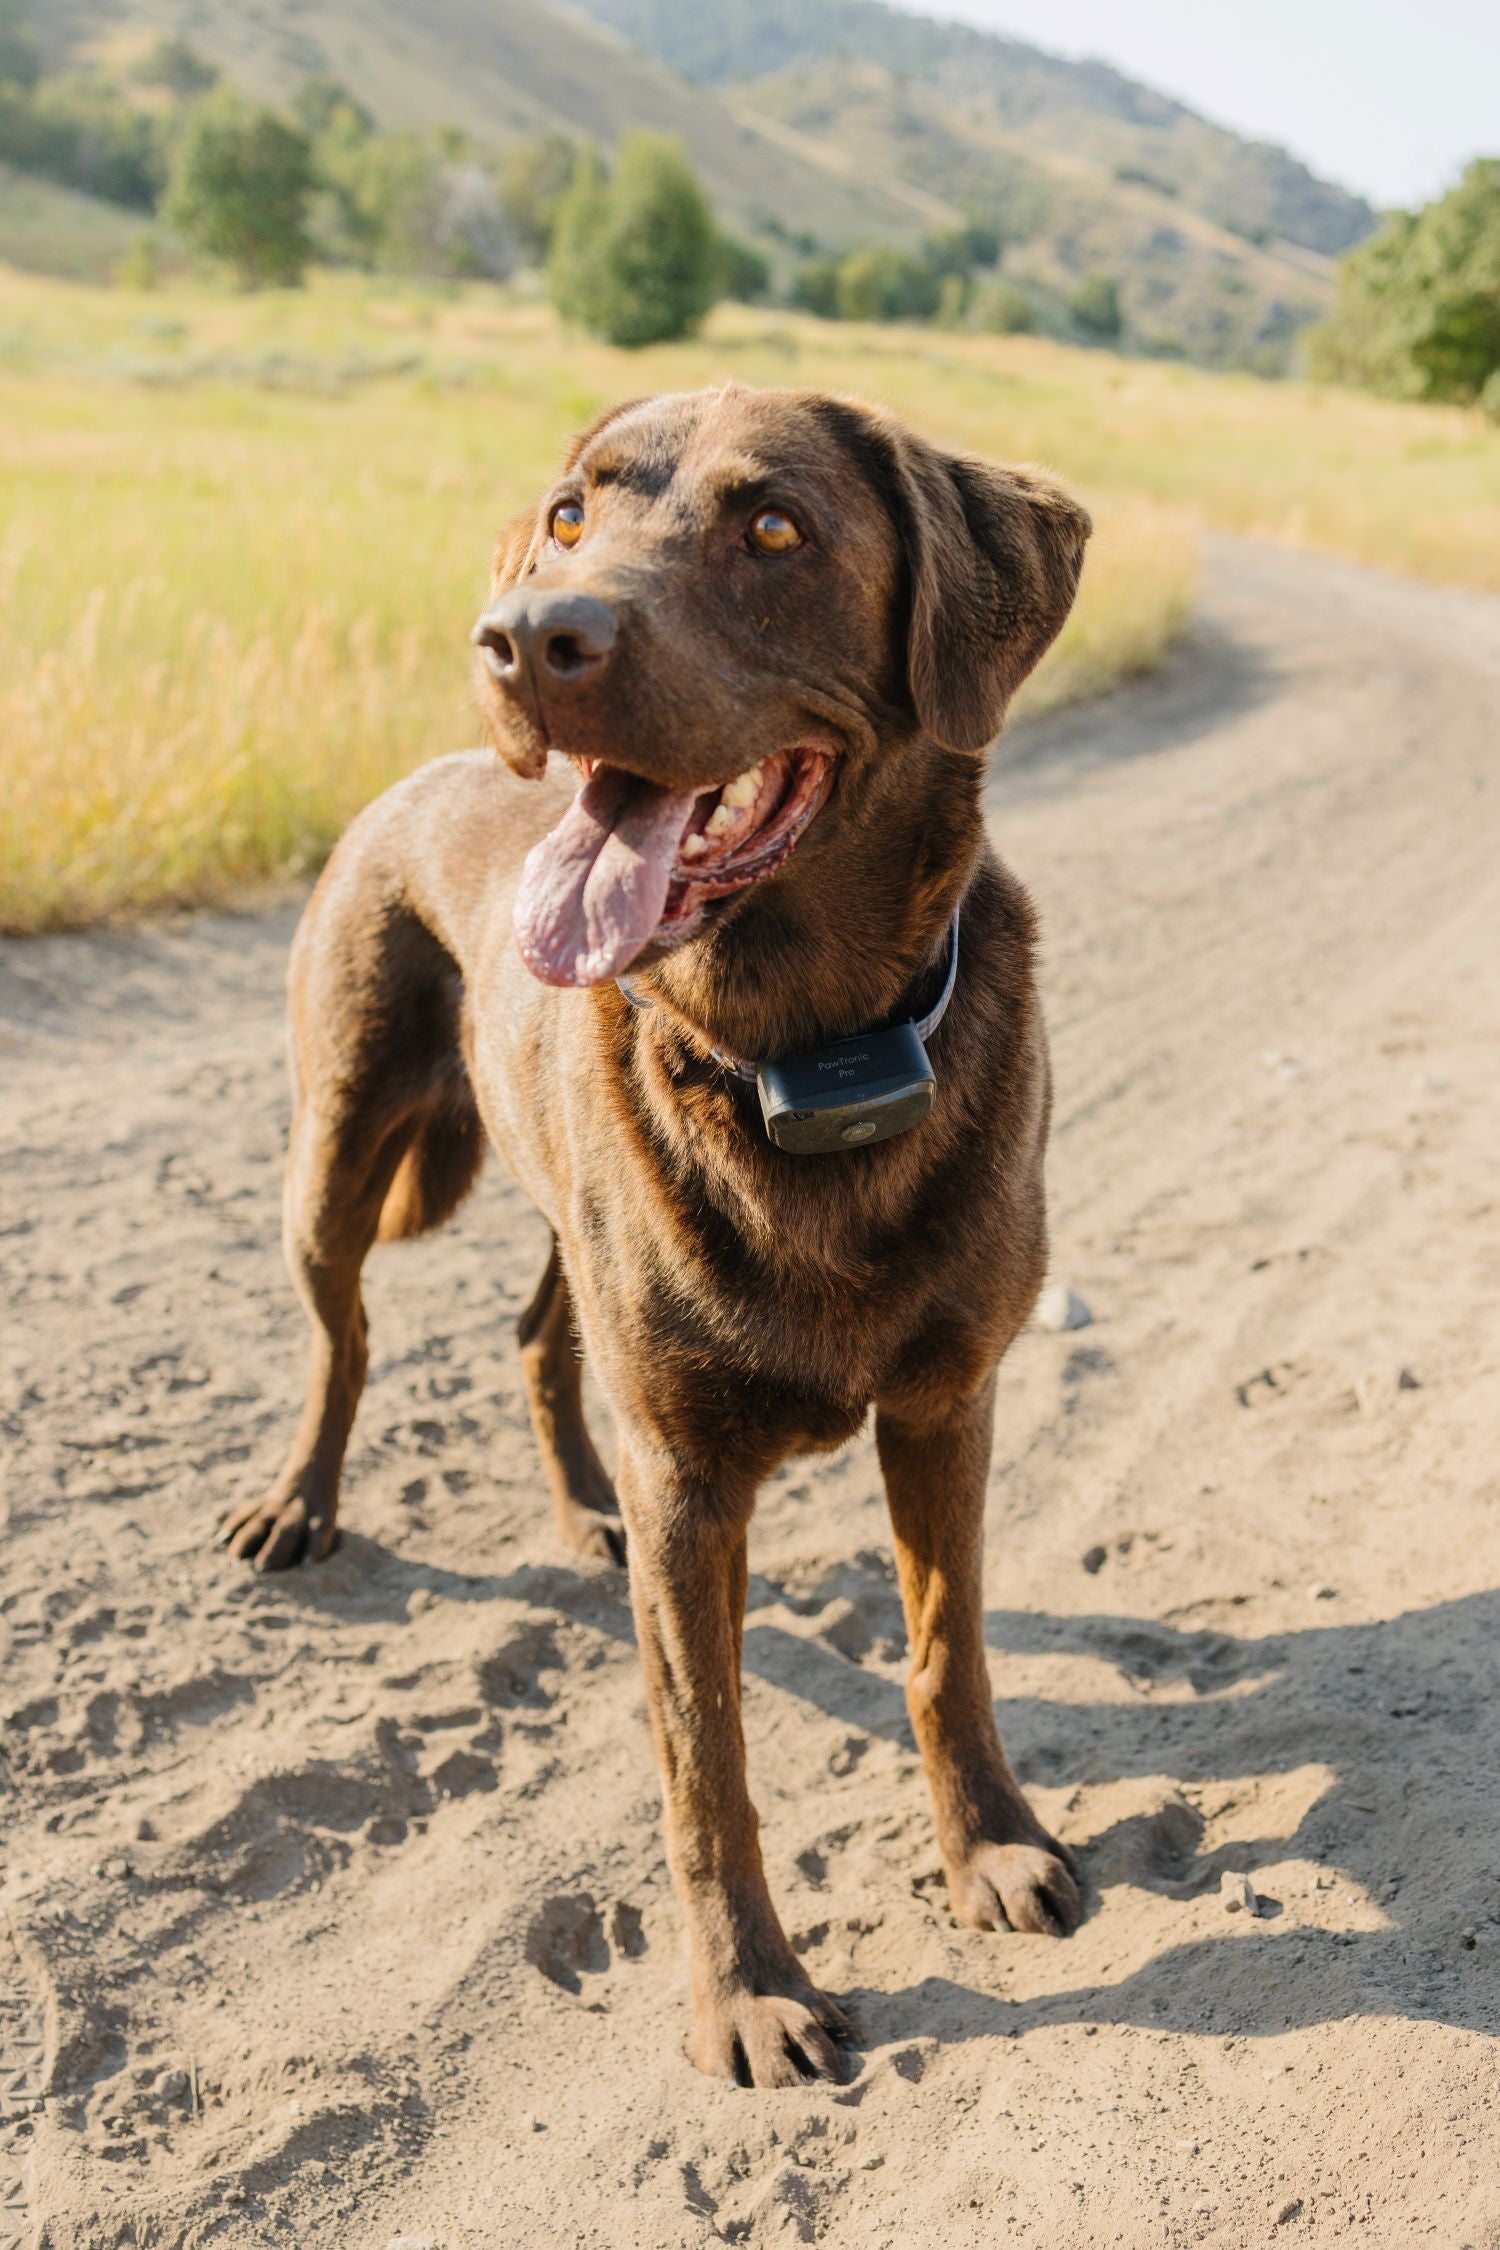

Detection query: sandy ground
xmin=2 ymin=535 xmax=1498 ymax=2250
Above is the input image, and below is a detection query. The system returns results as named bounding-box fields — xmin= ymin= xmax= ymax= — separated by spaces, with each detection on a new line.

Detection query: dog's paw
xmin=947 ymin=1836 xmax=1082 ymax=1937
xmin=558 ymin=1498 xmax=626 ymax=1568
xmin=688 ymin=1985 xmax=854 ymax=2088
xmin=216 ymin=1489 xmax=337 ymax=1572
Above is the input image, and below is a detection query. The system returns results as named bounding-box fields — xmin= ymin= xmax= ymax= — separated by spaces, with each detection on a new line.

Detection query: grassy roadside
xmin=3 ymin=275 xmax=1495 ymax=932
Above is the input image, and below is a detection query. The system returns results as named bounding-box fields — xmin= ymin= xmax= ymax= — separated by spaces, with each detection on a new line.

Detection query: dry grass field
xmin=3 ymin=270 xmax=1498 ymax=931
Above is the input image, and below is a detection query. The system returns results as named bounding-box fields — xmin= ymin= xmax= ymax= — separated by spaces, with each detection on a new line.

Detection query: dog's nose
xmin=472 ymin=590 xmax=618 ymax=696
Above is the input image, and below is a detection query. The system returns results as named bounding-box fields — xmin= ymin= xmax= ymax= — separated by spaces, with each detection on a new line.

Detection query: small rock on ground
xmin=1220 ymin=1870 xmax=1260 ymax=1916
xmin=1036 ymin=1284 xmax=1093 ymax=1332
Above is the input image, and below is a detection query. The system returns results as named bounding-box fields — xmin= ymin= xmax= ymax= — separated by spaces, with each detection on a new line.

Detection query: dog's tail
xmin=377 ymin=1082 xmax=486 ymax=1242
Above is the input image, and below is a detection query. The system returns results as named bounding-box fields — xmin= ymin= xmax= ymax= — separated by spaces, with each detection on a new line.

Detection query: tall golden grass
xmin=3 ymin=274 xmax=1496 ymax=931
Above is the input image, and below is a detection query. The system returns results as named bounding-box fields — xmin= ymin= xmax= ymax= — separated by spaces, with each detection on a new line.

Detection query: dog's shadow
xmin=245 ymin=1525 xmax=1498 ymax=2049
xmin=239 ymin=1531 xmax=637 ymax=1638
xmin=741 ymin=1582 xmax=1500 ymax=2047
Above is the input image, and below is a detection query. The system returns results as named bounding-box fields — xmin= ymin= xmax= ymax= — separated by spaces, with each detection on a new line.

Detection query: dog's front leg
xmin=617 ymin=1432 xmax=851 ymax=2086
xmin=877 ymin=1378 xmax=1082 ymax=1937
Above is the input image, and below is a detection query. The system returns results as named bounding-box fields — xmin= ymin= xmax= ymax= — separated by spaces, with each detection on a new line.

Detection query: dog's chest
xmin=636 ymin=1193 xmax=955 ymax=1430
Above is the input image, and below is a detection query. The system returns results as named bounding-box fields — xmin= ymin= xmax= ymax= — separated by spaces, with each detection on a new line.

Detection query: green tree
xmin=1310 ymin=159 xmax=1500 ymax=404
xmin=0 ymin=0 xmax=39 ymax=89
xmin=0 ymin=70 xmax=166 ymax=210
xmin=791 ymin=253 xmax=841 ymax=318
xmin=312 ymin=115 xmax=511 ymax=278
xmin=136 ymin=35 xmax=218 ymax=99
xmin=978 ymin=277 xmax=1035 ymax=334
xmin=832 ymin=249 xmax=887 ymax=322
xmin=347 ymin=131 xmax=445 ymax=269
xmin=934 ymin=270 xmax=968 ymax=327
xmin=1072 ymin=272 xmax=1122 ymax=339
xmin=546 ymin=142 xmax=610 ymax=324
xmin=298 ymin=84 xmax=385 ymax=265
xmin=547 ymin=133 xmax=717 ymax=348
xmin=924 ymin=219 xmax=1001 ymax=277
xmin=500 ymin=132 xmax=576 ymax=264
xmin=715 ymin=231 xmax=770 ymax=303
xmin=292 ymin=77 xmax=375 ymax=140
xmin=166 ymin=87 xmax=313 ymax=287
xmin=833 ymin=243 xmax=940 ymax=323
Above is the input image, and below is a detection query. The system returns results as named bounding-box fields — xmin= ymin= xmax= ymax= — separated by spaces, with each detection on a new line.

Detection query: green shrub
xmin=715 ymin=231 xmax=770 ymax=303
xmin=1072 ymin=272 xmax=1123 ymax=339
xmin=0 ymin=71 xmax=166 ymax=211
xmin=924 ymin=220 xmax=1001 ymax=276
xmin=979 ymin=278 xmax=1035 ymax=334
xmin=1114 ymin=163 xmax=1179 ymax=198
xmin=136 ymin=36 xmax=218 ymax=99
xmin=546 ymin=133 xmax=718 ymax=347
xmin=833 ymin=243 xmax=940 ymax=322
xmin=1309 ymin=160 xmax=1500 ymax=404
xmin=791 ymin=253 xmax=841 ymax=318
xmin=292 ymin=77 xmax=375 ymax=140
xmin=165 ymin=87 xmax=313 ymax=288
xmin=500 ymin=133 xmax=576 ymax=264
xmin=935 ymin=270 xmax=968 ymax=326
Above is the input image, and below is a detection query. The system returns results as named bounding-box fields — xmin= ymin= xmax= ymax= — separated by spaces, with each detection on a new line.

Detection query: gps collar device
xmin=620 ymin=909 xmax=961 ymax=1155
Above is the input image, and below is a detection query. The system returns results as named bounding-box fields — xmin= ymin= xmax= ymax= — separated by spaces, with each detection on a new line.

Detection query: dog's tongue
xmin=514 ymin=764 xmax=700 ymax=987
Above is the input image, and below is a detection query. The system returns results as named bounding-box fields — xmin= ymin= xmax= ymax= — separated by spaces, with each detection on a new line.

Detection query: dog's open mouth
xmin=514 ymin=747 xmax=834 ymax=987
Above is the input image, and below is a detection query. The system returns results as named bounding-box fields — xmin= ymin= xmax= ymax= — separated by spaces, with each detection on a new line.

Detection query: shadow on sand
xmin=245 ymin=1522 xmax=1498 ymax=2051
xmin=988 ymin=599 xmax=1279 ymax=807
xmin=745 ymin=1582 xmax=1499 ymax=2046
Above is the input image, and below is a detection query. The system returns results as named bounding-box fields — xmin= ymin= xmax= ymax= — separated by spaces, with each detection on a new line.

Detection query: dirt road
xmin=2 ymin=536 xmax=1498 ymax=2248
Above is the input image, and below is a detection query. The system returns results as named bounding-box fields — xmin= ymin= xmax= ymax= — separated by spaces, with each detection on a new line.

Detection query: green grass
xmin=5 ymin=271 xmax=1498 ymax=932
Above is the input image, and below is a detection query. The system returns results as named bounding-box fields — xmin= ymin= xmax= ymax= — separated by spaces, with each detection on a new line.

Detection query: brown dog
xmin=218 ymin=385 xmax=1091 ymax=2086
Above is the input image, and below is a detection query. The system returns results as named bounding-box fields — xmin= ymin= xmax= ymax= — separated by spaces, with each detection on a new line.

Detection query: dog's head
xmin=474 ymin=385 xmax=1089 ymax=988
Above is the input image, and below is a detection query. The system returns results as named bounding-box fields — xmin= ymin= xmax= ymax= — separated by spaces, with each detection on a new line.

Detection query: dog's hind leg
xmin=218 ymin=1105 xmax=394 ymax=1569
xmin=517 ymin=1238 xmax=623 ymax=1565
xmin=219 ymin=882 xmax=483 ymax=1572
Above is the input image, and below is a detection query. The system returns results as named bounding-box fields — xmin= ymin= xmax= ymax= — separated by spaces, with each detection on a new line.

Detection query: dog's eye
xmin=748 ymin=508 xmax=802 ymax=555
xmin=552 ymin=501 xmax=585 ymax=549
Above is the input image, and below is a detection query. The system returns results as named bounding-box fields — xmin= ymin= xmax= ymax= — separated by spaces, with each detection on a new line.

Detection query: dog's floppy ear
xmin=874 ymin=416 xmax=1091 ymax=753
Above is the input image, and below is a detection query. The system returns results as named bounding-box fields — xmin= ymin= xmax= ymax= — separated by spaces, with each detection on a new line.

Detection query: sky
xmin=902 ymin=0 xmax=1498 ymax=209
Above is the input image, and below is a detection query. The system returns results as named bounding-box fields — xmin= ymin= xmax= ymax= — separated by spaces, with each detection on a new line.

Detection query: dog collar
xmin=619 ymin=909 xmax=961 ymax=1154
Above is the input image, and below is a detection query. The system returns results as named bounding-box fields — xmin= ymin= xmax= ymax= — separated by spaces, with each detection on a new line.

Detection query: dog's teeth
xmin=721 ymin=765 xmax=762 ymax=809
xmin=680 ymin=833 xmax=708 ymax=860
xmin=705 ymin=803 xmax=738 ymax=838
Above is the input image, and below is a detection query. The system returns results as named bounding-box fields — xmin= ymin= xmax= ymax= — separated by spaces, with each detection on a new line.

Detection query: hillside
xmin=566 ymin=0 xmax=1374 ymax=256
xmin=0 ymin=161 xmax=141 ymax=279
xmin=63 ymin=0 xmax=936 ymax=250
xmin=566 ymin=0 xmax=1376 ymax=364
xmin=734 ymin=59 xmax=1334 ymax=367
xmin=11 ymin=0 xmax=1380 ymax=368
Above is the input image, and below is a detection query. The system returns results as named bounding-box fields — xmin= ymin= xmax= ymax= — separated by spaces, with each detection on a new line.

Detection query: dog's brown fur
xmin=218 ymin=385 xmax=1091 ymax=2086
